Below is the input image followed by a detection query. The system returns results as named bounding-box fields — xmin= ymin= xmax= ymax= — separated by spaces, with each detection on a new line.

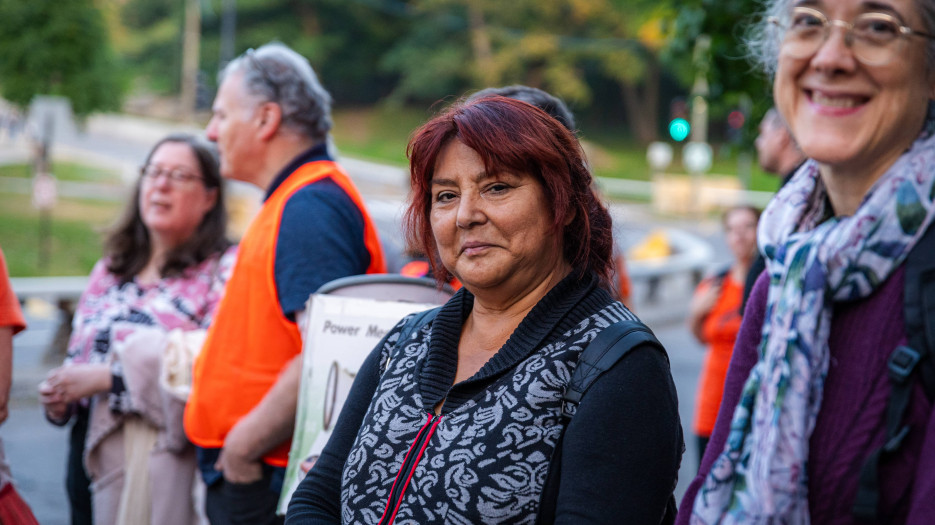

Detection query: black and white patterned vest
xmin=340 ymin=281 xmax=636 ymax=524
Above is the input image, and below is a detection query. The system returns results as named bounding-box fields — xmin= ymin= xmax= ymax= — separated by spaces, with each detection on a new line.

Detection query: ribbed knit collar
xmin=417 ymin=270 xmax=613 ymax=413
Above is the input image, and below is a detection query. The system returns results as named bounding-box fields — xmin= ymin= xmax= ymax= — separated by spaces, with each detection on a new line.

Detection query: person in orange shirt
xmin=0 ymin=247 xmax=38 ymax=524
xmin=688 ymin=206 xmax=759 ymax=467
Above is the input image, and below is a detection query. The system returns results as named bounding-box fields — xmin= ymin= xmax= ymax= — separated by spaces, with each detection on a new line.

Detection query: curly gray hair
xmin=220 ymin=42 xmax=333 ymax=143
xmin=746 ymin=0 xmax=935 ymax=76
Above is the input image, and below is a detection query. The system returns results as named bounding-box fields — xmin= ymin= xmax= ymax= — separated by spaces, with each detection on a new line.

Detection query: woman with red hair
xmin=287 ymin=96 xmax=683 ymax=524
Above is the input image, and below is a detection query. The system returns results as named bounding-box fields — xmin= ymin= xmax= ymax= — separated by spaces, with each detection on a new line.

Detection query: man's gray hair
xmin=221 ymin=42 xmax=333 ymax=143
xmin=745 ymin=0 xmax=935 ymax=76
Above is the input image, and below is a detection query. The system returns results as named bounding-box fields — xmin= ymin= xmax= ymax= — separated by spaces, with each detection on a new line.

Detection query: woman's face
xmin=725 ymin=208 xmax=759 ymax=264
xmin=429 ymin=139 xmax=568 ymax=297
xmin=774 ymin=0 xmax=935 ymax=180
xmin=139 ymin=142 xmax=218 ymax=248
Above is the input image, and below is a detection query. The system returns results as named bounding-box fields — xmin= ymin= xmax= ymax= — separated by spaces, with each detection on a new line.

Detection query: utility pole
xmin=180 ymin=0 xmax=201 ymax=118
xmin=220 ymin=0 xmax=237 ymax=70
xmin=690 ymin=35 xmax=711 ymax=144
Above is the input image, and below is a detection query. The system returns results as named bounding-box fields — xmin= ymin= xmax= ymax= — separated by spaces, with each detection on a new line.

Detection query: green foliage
xmin=0 ymin=0 xmax=125 ymax=115
xmin=661 ymin=0 xmax=774 ymax=131
xmin=379 ymin=18 xmax=473 ymax=102
xmin=107 ymin=0 xmax=779 ymax=150
xmin=118 ymin=0 xmax=410 ymax=103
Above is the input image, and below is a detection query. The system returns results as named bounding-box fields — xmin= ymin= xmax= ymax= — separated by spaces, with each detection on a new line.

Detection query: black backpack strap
xmin=536 ymin=319 xmax=667 ymax=524
xmin=852 ymin=221 xmax=935 ymax=521
xmin=397 ymin=307 xmax=440 ymax=345
xmin=561 ymin=319 xmax=666 ymax=420
xmin=382 ymin=307 xmax=440 ymax=373
xmin=903 ymin=222 xmax=935 ymax=400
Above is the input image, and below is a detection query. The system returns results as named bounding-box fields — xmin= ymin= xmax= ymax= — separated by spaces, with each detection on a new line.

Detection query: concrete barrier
xmin=10 ymin=276 xmax=88 ymax=303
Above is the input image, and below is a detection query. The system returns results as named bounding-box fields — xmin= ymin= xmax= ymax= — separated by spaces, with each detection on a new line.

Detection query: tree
xmin=661 ymin=0 xmax=773 ymax=142
xmin=117 ymin=0 xmax=410 ymax=105
xmin=379 ymin=0 xmax=676 ymax=144
xmin=0 ymin=0 xmax=124 ymax=115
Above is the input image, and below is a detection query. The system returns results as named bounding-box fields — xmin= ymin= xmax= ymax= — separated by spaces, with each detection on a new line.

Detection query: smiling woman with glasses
xmin=38 ymin=133 xmax=236 ymax=525
xmin=678 ymin=0 xmax=935 ymax=523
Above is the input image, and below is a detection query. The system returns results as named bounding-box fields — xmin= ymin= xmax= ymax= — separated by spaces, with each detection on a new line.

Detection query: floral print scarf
xmin=691 ymin=104 xmax=935 ymax=523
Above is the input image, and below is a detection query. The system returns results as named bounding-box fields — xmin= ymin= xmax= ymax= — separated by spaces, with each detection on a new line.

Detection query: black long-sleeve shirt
xmin=287 ymin=274 xmax=682 ymax=524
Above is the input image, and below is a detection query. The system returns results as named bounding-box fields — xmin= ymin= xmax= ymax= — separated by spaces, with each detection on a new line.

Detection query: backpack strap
xmin=536 ymin=318 xmax=668 ymax=524
xmin=852 ymin=221 xmax=935 ymax=520
xmin=382 ymin=307 xmax=440 ymax=374
xmin=902 ymin=222 xmax=935 ymax=401
xmin=561 ymin=319 xmax=666 ymax=419
xmin=397 ymin=307 xmax=441 ymax=345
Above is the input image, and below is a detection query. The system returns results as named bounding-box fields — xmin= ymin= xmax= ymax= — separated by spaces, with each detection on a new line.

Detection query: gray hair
xmin=220 ymin=42 xmax=333 ymax=143
xmin=466 ymin=85 xmax=576 ymax=132
xmin=746 ymin=0 xmax=935 ymax=76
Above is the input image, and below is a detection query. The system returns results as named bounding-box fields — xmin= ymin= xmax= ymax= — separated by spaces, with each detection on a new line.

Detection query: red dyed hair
xmin=404 ymin=96 xmax=614 ymax=289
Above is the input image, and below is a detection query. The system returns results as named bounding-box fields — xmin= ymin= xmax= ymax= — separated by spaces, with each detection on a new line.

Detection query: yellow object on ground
xmin=629 ymin=230 xmax=672 ymax=260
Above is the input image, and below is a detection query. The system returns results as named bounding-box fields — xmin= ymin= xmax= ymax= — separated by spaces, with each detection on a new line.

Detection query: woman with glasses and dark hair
xmin=287 ymin=96 xmax=682 ymax=524
xmin=38 ymin=133 xmax=236 ymax=525
xmin=679 ymin=0 xmax=935 ymax=523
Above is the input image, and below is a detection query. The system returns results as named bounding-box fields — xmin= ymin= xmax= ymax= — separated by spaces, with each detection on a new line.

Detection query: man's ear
xmin=256 ymin=102 xmax=282 ymax=141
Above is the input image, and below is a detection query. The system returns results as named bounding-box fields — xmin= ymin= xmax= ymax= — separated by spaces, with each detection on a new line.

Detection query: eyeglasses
xmin=769 ymin=6 xmax=935 ymax=66
xmin=140 ymin=164 xmax=203 ymax=185
xmin=245 ymin=48 xmax=281 ymax=102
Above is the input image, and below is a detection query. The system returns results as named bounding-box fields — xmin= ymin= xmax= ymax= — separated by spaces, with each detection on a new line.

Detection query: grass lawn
xmin=332 ymin=105 xmax=436 ymax=167
xmin=332 ymin=105 xmax=782 ymax=193
xmin=0 ymin=161 xmax=121 ymax=183
xmin=0 ymin=191 xmax=120 ymax=277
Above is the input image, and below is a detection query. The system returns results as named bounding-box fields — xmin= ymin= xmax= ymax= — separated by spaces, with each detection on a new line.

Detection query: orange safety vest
xmin=400 ymin=259 xmax=463 ymax=291
xmin=184 ymin=161 xmax=386 ymax=466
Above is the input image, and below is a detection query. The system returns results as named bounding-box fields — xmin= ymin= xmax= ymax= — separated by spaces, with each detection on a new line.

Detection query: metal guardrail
xmin=7 ymin=224 xmax=714 ymax=304
xmin=596 ymin=175 xmax=776 ymax=209
xmin=11 ymin=276 xmax=88 ymax=302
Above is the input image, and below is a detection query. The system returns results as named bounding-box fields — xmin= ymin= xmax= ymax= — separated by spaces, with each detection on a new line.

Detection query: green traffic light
xmin=669 ymin=118 xmax=690 ymax=142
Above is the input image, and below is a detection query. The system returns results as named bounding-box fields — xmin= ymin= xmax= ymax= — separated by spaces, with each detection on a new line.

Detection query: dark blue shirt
xmin=266 ymin=143 xmax=370 ymax=320
xmin=197 ymin=143 xmax=371 ymax=484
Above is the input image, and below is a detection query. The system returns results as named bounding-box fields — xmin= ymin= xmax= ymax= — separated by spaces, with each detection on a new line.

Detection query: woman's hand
xmin=39 ymin=364 xmax=112 ymax=406
xmin=688 ymin=281 xmax=721 ymax=344
xmin=39 ymin=395 xmax=69 ymax=422
xmin=39 ymin=375 xmax=71 ymax=423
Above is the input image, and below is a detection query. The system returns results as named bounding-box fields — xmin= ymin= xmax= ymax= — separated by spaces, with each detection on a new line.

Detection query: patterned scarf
xmin=691 ymin=104 xmax=935 ymax=523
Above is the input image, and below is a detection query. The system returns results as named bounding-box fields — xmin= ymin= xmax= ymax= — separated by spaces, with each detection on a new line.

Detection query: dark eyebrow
xmin=430 ymin=177 xmax=458 ymax=188
xmin=431 ymin=169 xmax=501 ymax=187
